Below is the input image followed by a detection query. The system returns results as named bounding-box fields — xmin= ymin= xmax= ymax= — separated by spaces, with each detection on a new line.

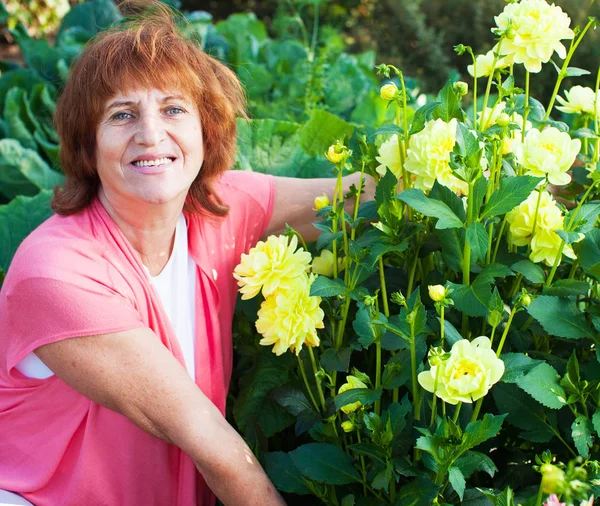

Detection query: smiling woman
xmin=0 ymin=2 xmax=374 ymax=506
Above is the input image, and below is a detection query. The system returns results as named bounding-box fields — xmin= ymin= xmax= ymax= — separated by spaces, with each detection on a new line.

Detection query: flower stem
xmin=452 ymin=402 xmax=462 ymax=424
xmin=521 ymin=71 xmax=531 ymax=150
xmin=410 ymin=332 xmax=420 ymax=421
xmin=461 ymin=181 xmax=475 ymax=335
xmin=491 ymin=216 xmax=508 ymax=264
xmin=535 ymin=482 xmax=544 ymax=506
xmin=375 ymin=341 xmax=382 ymax=416
xmin=545 ymin=19 xmax=596 ymax=120
xmin=297 ymin=354 xmax=320 ymax=413
xmin=379 ymin=256 xmax=390 ymax=318
xmin=331 ymin=169 xmax=344 ymax=280
xmin=495 ymin=304 xmax=518 ymax=357
xmin=356 ymin=428 xmax=368 ymax=496
xmin=308 ymin=346 xmax=326 ymax=411
xmin=471 ymin=397 xmax=483 ymax=423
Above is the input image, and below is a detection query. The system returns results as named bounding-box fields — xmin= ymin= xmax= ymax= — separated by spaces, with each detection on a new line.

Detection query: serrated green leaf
xmin=571 ymin=415 xmax=593 ymax=458
xmin=466 ymin=223 xmax=489 ymax=264
xmin=334 ymin=388 xmax=381 ymax=411
xmin=298 ymin=109 xmax=354 ymax=156
xmin=500 ymin=353 xmax=543 ymax=383
xmin=463 ymin=414 xmax=507 ymax=451
xmin=455 ymin=451 xmax=497 ymax=479
xmin=430 ymin=181 xmax=467 ymax=222
xmin=382 ymin=349 xmax=412 ymax=389
xmin=579 ymin=229 xmax=600 ymax=280
xmin=542 ymin=279 xmax=591 ymax=297
xmin=481 ymin=176 xmax=542 ymax=219
xmin=527 ymin=296 xmax=595 ymax=339
xmin=271 ymin=387 xmax=314 ymax=416
xmin=449 ymin=466 xmax=466 ymax=500
xmin=516 ymin=363 xmax=567 ymax=409
xmin=310 ymin=276 xmax=346 ymax=297
xmin=320 ymin=347 xmax=351 ymax=372
xmin=395 ymin=477 xmax=440 ymax=506
xmin=432 ymin=80 xmax=465 ymax=123
xmin=510 ymin=260 xmax=545 ymax=284
xmin=371 ymin=124 xmax=404 ymax=138
xmin=409 ymin=102 xmax=441 ymax=135
xmin=592 ymin=409 xmax=600 ymax=436
xmin=567 ymin=202 xmax=600 ymax=235
xmin=290 ymin=443 xmax=362 ymax=485
xmin=265 ymin=451 xmax=312 ymax=495
xmin=348 ymin=442 xmax=387 ymax=464
xmin=398 ymin=189 xmax=464 ymax=229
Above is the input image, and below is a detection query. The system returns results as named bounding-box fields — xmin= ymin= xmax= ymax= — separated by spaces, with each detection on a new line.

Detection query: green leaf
xmin=409 ymin=102 xmax=440 ymax=135
xmin=320 ymin=347 xmax=351 ymax=373
xmin=462 ymin=414 xmax=507 ymax=451
xmin=500 ymin=353 xmax=543 ymax=383
xmin=398 ymin=189 xmax=464 ymax=229
xmin=556 ymin=229 xmax=585 ymax=245
xmin=471 ymin=177 xmax=489 ymax=218
xmin=480 ymin=176 xmax=542 ymax=219
xmin=571 ymin=415 xmax=593 ymax=458
xmin=493 ymin=383 xmax=556 ymax=443
xmin=289 ymin=443 xmax=362 ymax=485
xmin=298 ymin=109 xmax=354 ymax=156
xmin=592 ymin=409 xmax=600 ymax=436
xmin=57 ymin=0 xmax=122 ymax=39
xmin=264 ymin=452 xmax=311 ymax=495
xmin=334 ymin=388 xmax=381 ymax=411
xmin=0 ymin=190 xmax=53 ymax=272
xmin=0 ymin=139 xmax=64 ymax=200
xmin=543 ymin=279 xmax=591 ymax=297
xmin=565 ymin=67 xmax=591 ymax=77
xmin=511 ymin=260 xmax=545 ymax=284
xmin=310 ymin=276 xmax=346 ymax=297
xmin=382 ymin=349 xmax=412 ymax=389
xmin=353 ymin=307 xmax=383 ymax=348
xmin=448 ymin=466 xmax=466 ymax=500
xmin=579 ymin=229 xmax=600 ymax=280
xmin=527 ymin=296 xmax=595 ymax=339
xmin=516 ymin=362 xmax=567 ymax=409
xmin=466 ymin=223 xmax=489 ymax=264
xmin=455 ymin=451 xmax=497 ymax=479
xmin=371 ymin=124 xmax=404 ymax=138
xmin=395 ymin=477 xmax=440 ymax=506
xmin=4 ymin=87 xmax=37 ymax=151
xmin=429 ymin=181 xmax=466 ymax=222
xmin=341 ymin=495 xmax=356 ymax=506
xmin=271 ymin=387 xmax=314 ymax=416
xmin=0 ymin=69 xmax=54 ymax=113
xmin=567 ymin=202 xmax=600 ymax=235
xmin=347 ymin=442 xmax=387 ymax=465
xmin=432 ymin=80 xmax=464 ymax=123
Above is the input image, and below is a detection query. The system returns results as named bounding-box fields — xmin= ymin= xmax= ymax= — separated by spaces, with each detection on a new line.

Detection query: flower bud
xmin=540 ymin=464 xmax=566 ymax=495
xmin=453 ymin=81 xmax=469 ymax=97
xmin=497 ymin=112 xmax=511 ymax=127
xmin=391 ymin=291 xmax=406 ymax=306
xmin=325 ymin=141 xmax=350 ymax=165
xmin=380 ymin=82 xmax=399 ymax=101
xmin=341 ymin=420 xmax=355 ymax=433
xmin=428 ymin=285 xmax=446 ymax=302
xmin=314 ymin=193 xmax=330 ymax=211
xmin=521 ymin=293 xmax=532 ymax=307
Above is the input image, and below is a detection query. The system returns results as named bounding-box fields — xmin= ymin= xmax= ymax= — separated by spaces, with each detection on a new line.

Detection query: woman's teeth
xmin=132 ymin=157 xmax=172 ymax=167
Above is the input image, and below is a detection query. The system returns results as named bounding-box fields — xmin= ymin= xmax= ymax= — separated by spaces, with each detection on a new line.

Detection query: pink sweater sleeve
xmin=2 ymin=236 xmax=145 ymax=371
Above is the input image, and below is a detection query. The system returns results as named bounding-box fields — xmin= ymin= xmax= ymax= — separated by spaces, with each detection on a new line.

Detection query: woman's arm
xmin=265 ymin=172 xmax=376 ymax=242
xmin=35 ymin=329 xmax=285 ymax=506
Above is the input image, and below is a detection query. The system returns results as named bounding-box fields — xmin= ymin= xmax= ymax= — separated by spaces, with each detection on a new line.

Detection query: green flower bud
xmin=521 ymin=293 xmax=532 ymax=307
xmin=380 ymin=82 xmax=399 ymax=101
xmin=391 ymin=291 xmax=406 ymax=306
xmin=341 ymin=420 xmax=355 ymax=433
xmin=497 ymin=112 xmax=511 ymax=127
xmin=541 ymin=464 xmax=567 ymax=495
xmin=453 ymin=81 xmax=469 ymax=97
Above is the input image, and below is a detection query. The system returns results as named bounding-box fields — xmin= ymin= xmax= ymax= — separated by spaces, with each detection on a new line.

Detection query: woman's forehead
xmin=104 ymin=87 xmax=193 ymax=108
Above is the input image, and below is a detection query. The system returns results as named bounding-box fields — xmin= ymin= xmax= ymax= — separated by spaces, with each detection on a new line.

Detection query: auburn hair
xmin=52 ymin=2 xmax=246 ymax=216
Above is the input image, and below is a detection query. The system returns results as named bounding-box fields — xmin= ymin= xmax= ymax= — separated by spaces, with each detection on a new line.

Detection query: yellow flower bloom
xmin=505 ymin=190 xmax=576 ymax=266
xmin=514 ymin=127 xmax=581 ymax=186
xmin=467 ymin=50 xmax=510 ymax=78
xmin=404 ymin=118 xmax=469 ymax=195
xmin=338 ymin=375 xmax=368 ymax=414
xmin=556 ymin=86 xmax=600 ymax=118
xmin=325 ymin=141 xmax=351 ymax=165
xmin=428 ymin=285 xmax=446 ymax=302
xmin=375 ymin=134 xmax=403 ymax=180
xmin=255 ymin=274 xmax=324 ymax=356
xmin=234 ymin=235 xmax=312 ymax=300
xmin=418 ymin=336 xmax=505 ymax=405
xmin=314 ymin=193 xmax=330 ymax=211
xmin=312 ymin=249 xmax=335 ymax=278
xmin=380 ymin=82 xmax=399 ymax=101
xmin=341 ymin=420 xmax=355 ymax=433
xmin=494 ymin=0 xmax=574 ymax=73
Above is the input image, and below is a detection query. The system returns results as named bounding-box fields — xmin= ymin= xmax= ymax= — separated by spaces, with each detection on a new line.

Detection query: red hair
xmin=52 ymin=4 xmax=246 ymax=216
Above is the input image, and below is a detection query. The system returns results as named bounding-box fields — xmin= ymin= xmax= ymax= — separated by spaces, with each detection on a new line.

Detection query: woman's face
xmin=95 ymin=88 xmax=203 ymax=207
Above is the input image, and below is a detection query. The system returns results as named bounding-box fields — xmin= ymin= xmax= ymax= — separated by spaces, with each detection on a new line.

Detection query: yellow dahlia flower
xmin=505 ymin=190 xmax=576 ymax=266
xmin=494 ymin=0 xmax=575 ymax=73
xmin=338 ymin=375 xmax=369 ymax=414
xmin=404 ymin=118 xmax=469 ymax=195
xmin=234 ymin=235 xmax=312 ymax=300
xmin=375 ymin=134 xmax=403 ymax=180
xmin=314 ymin=193 xmax=330 ymax=211
xmin=467 ymin=50 xmax=510 ymax=78
xmin=556 ymin=86 xmax=600 ymax=118
xmin=514 ymin=127 xmax=581 ymax=186
xmin=418 ymin=336 xmax=505 ymax=405
xmin=255 ymin=275 xmax=324 ymax=356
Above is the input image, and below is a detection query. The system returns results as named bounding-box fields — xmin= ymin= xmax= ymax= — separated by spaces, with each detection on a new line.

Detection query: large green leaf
xmin=0 ymin=190 xmax=53 ymax=272
xmin=516 ymin=362 xmax=567 ymax=409
xmin=398 ymin=189 xmax=464 ymax=229
xmin=4 ymin=87 xmax=37 ymax=150
xmin=480 ymin=176 xmax=542 ymax=219
xmin=432 ymin=80 xmax=464 ymax=123
xmin=592 ymin=409 xmax=600 ymax=437
xmin=500 ymin=353 xmax=543 ymax=383
xmin=462 ymin=414 xmax=506 ymax=450
xmin=289 ymin=443 xmax=362 ymax=485
xmin=466 ymin=223 xmax=489 ymax=264
xmin=572 ymin=415 xmax=593 ymax=459
xmin=217 ymin=12 xmax=268 ymax=67
xmin=455 ymin=451 xmax=497 ymax=479
xmin=448 ymin=466 xmax=466 ymax=500
xmin=334 ymin=388 xmax=381 ymax=411
xmin=579 ymin=229 xmax=600 ymax=280
xmin=298 ymin=109 xmax=354 ymax=156
xmin=310 ymin=276 xmax=346 ymax=297
xmin=0 ymin=140 xmax=64 ymax=200
xmin=394 ymin=477 xmax=440 ymax=506
xmin=510 ymin=260 xmax=545 ymax=284
xmin=566 ymin=202 xmax=600 ymax=235
xmin=264 ymin=452 xmax=312 ymax=495
xmin=57 ymin=0 xmax=122 ymax=40
xmin=0 ymin=69 xmax=53 ymax=117
xmin=527 ymin=295 xmax=595 ymax=339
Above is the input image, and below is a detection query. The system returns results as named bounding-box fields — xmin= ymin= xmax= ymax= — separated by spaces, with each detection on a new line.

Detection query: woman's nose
xmin=134 ymin=114 xmax=165 ymax=146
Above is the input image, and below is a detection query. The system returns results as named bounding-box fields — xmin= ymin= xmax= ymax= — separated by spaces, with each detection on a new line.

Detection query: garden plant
xmin=0 ymin=0 xmax=599 ymax=505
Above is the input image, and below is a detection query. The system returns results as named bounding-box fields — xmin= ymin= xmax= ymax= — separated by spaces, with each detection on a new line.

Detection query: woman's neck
xmin=98 ymin=187 xmax=184 ymax=276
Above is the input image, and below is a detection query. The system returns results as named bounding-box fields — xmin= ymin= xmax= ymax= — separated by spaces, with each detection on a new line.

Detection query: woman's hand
xmin=35 ymin=329 xmax=286 ymax=506
xmin=266 ymin=172 xmax=376 ymax=243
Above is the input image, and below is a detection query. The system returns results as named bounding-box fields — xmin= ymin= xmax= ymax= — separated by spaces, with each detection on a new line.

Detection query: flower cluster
xmin=494 ymin=0 xmax=574 ymax=73
xmin=514 ymin=127 xmax=581 ymax=186
xmin=418 ymin=336 xmax=505 ymax=404
xmin=234 ymin=235 xmax=324 ymax=355
xmin=506 ymin=190 xmax=576 ymax=266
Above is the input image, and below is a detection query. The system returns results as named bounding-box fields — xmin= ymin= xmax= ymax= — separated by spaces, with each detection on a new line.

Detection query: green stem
xmin=375 ymin=341 xmax=382 ymax=416
xmin=495 ymin=305 xmax=518 ymax=357
xmin=535 ymin=482 xmax=544 ymax=506
xmin=410 ymin=333 xmax=420 ymax=421
xmin=350 ymin=164 xmax=365 ymax=242
xmin=308 ymin=346 xmax=326 ymax=411
xmin=471 ymin=397 xmax=483 ymax=423
xmin=379 ymin=256 xmax=390 ymax=318
xmin=521 ymin=71 xmax=531 ymax=154
xmin=545 ymin=19 xmax=596 ymax=120
xmin=331 ymin=172 xmax=342 ymax=280
xmin=452 ymin=402 xmax=462 ymax=424
xmin=356 ymin=429 xmax=367 ymax=496
xmin=297 ymin=354 xmax=320 ymax=413
xmin=479 ymin=40 xmax=503 ymax=129
xmin=491 ymin=216 xmax=508 ymax=264
xmin=461 ymin=181 xmax=475 ymax=335
xmin=308 ymin=2 xmax=319 ymax=62
xmin=398 ymin=71 xmax=410 ymax=192
xmin=489 ymin=324 xmax=498 ymax=347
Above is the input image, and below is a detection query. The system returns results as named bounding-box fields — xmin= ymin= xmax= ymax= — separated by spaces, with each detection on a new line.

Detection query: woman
xmin=0 ymin=6 xmax=375 ymax=506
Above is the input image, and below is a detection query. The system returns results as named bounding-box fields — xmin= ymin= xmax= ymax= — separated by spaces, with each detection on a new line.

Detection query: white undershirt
xmin=15 ymin=214 xmax=197 ymax=380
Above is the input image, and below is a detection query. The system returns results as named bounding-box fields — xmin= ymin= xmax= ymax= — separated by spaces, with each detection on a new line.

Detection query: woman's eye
xmin=111 ymin=112 xmax=133 ymax=121
xmin=166 ymin=106 xmax=185 ymax=115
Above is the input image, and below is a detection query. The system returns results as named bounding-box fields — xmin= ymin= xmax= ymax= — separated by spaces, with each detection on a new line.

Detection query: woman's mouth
xmin=130 ymin=157 xmax=175 ymax=174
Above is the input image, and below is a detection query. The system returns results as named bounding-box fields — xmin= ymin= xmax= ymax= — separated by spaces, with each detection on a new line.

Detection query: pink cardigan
xmin=0 ymin=170 xmax=275 ymax=506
